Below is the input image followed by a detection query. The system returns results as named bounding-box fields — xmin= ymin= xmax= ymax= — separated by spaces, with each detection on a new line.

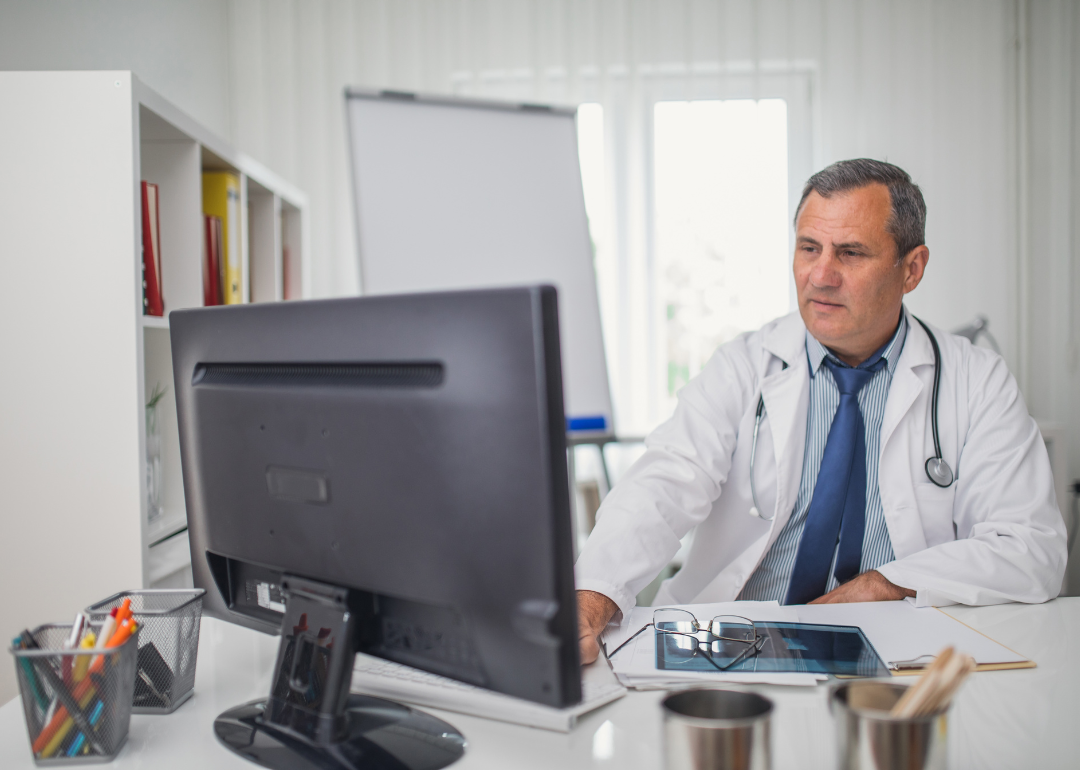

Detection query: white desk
xmin=3 ymin=599 xmax=1079 ymax=769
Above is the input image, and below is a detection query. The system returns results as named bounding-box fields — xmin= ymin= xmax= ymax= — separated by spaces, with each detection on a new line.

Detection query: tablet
xmin=655 ymin=621 xmax=890 ymax=677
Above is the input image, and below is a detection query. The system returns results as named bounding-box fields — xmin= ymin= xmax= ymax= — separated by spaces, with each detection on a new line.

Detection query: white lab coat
xmin=576 ymin=308 xmax=1067 ymax=617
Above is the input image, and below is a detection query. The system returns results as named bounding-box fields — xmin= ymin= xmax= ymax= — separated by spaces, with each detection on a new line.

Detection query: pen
xmin=29 ymin=622 xmax=137 ymax=756
xmin=40 ymin=684 xmax=96 ymax=757
xmin=12 ymin=635 xmax=49 ymax=711
xmin=72 ymin=632 xmax=97 ymax=683
xmin=114 ymin=598 xmax=133 ymax=628
xmin=105 ymin=617 xmax=137 ymax=649
xmin=94 ymin=608 xmax=118 ymax=651
xmin=62 ymin=613 xmax=88 ymax=684
xmin=22 ymin=637 xmax=105 ymax=756
xmin=65 ymin=701 xmax=104 ymax=757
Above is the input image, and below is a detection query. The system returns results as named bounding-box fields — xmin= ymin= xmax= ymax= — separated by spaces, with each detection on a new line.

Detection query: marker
xmin=12 ymin=635 xmax=49 ymax=711
xmin=65 ymin=701 xmax=104 ymax=757
xmin=62 ymin=613 xmax=88 ymax=685
xmin=64 ymin=614 xmax=88 ymax=650
xmin=72 ymin=632 xmax=96 ymax=683
xmin=40 ymin=686 xmax=95 ymax=757
xmin=30 ymin=622 xmax=137 ymax=755
xmin=114 ymin=598 xmax=133 ymax=627
xmin=94 ymin=609 xmax=118 ymax=651
xmin=27 ymin=653 xmax=104 ymax=756
xmin=105 ymin=618 xmax=136 ymax=649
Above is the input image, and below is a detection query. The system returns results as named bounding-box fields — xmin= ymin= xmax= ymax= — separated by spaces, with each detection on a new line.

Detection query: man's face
xmin=793 ymin=184 xmax=925 ymax=363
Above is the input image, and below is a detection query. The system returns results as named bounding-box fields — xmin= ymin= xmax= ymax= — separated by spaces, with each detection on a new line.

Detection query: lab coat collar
xmin=895 ymin=306 xmax=936 ymax=370
xmin=760 ymin=311 xmax=807 ymax=368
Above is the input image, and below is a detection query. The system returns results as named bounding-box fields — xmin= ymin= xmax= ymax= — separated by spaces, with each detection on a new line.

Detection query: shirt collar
xmin=806 ymin=311 xmax=908 ymax=377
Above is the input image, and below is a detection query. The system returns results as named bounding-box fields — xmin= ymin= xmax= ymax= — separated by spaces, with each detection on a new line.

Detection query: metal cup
xmin=831 ymin=681 xmax=948 ymax=770
xmin=662 ymin=688 xmax=773 ymax=770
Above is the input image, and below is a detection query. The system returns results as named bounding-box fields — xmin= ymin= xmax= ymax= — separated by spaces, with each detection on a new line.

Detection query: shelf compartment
xmin=248 ymin=179 xmax=282 ymax=303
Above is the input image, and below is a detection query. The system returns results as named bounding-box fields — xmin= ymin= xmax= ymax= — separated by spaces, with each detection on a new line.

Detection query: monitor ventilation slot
xmin=193 ymin=362 xmax=444 ymax=389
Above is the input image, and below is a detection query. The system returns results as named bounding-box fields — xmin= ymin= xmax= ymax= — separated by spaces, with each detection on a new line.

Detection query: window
xmin=654 ymin=99 xmax=790 ymax=415
xmin=468 ymin=70 xmax=812 ymax=435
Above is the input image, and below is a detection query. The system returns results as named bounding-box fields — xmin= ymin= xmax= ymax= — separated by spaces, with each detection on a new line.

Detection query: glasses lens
xmin=666 ymin=632 xmax=702 ymax=651
xmin=653 ymin=608 xmax=699 ymax=634
xmin=707 ymin=615 xmax=756 ymax=643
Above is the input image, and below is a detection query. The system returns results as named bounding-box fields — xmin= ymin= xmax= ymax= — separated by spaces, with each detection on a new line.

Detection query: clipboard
xmin=794 ymin=602 xmax=1035 ymax=676
xmin=886 ymin=609 xmax=1036 ymax=675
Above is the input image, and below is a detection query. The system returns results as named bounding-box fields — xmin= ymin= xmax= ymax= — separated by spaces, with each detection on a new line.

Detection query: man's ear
xmin=901 ymin=245 xmax=929 ymax=294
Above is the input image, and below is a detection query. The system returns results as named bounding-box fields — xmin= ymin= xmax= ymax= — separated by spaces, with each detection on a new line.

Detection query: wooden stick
xmin=915 ymin=653 xmax=975 ymax=717
xmin=891 ymin=646 xmax=954 ymax=718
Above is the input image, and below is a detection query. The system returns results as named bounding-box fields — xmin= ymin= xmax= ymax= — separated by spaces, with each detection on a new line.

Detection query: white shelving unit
xmin=0 ymin=72 xmax=310 ymax=663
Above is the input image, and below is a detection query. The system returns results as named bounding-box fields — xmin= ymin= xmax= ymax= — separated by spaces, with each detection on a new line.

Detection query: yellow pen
xmin=72 ymin=632 xmax=97 ymax=683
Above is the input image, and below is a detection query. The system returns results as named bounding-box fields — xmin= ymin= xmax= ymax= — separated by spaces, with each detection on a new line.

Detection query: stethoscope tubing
xmin=748 ymin=316 xmax=954 ymax=521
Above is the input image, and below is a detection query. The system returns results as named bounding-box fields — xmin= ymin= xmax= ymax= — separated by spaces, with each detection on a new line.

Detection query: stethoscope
xmin=748 ymin=317 xmax=954 ymax=521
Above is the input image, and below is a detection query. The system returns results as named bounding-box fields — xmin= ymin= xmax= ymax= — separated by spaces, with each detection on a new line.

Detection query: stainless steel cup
xmin=831 ymin=681 xmax=948 ymax=770
xmin=662 ymin=688 xmax=773 ymax=770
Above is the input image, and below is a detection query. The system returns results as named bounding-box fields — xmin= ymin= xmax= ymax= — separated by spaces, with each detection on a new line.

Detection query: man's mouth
xmin=808 ymin=298 xmax=844 ymax=309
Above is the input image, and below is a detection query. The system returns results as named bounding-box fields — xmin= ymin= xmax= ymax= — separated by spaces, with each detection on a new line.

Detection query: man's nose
xmin=809 ymin=249 xmax=842 ymax=287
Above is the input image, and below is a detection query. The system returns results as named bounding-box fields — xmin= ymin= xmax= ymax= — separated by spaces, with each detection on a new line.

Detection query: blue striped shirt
xmin=738 ymin=314 xmax=908 ymax=603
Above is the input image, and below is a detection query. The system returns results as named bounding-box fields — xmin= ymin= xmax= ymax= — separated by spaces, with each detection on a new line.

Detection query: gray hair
xmin=794 ymin=159 xmax=927 ymax=262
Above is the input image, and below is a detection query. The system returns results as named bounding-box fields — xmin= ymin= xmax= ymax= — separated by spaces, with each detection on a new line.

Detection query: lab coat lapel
xmin=760 ymin=314 xmax=810 ymax=531
xmin=880 ymin=309 xmax=936 ymax=454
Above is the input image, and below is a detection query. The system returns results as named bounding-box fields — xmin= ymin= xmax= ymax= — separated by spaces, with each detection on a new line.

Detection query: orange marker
xmin=104 ymin=619 xmax=136 ymax=651
xmin=113 ymin=598 xmax=133 ymax=627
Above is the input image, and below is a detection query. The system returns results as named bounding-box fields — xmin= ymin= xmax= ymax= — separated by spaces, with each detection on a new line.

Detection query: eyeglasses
xmin=606 ymin=608 xmax=765 ymax=672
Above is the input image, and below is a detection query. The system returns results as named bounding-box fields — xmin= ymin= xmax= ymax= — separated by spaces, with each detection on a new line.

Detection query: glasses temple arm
xmin=606 ymin=622 xmax=654 ymax=658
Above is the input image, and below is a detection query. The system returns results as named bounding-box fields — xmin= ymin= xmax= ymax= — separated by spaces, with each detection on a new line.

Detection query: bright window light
xmin=654 ymin=99 xmax=789 ymax=411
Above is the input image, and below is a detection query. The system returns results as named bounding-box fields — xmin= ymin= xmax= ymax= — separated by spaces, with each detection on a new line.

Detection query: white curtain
xmin=228 ymin=0 xmax=1045 ymax=436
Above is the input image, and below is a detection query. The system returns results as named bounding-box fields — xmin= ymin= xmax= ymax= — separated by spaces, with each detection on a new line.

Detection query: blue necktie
xmin=784 ymin=356 xmax=886 ymax=605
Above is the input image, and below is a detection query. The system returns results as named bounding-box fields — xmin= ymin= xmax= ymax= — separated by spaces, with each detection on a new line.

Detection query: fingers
xmin=579 ymin=632 xmax=600 ymax=666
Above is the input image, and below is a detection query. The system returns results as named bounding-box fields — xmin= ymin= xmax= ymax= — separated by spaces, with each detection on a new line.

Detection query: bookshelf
xmin=0 ymin=72 xmax=310 ymax=644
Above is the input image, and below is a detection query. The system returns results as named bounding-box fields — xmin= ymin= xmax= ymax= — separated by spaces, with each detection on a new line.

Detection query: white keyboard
xmin=358 ymin=656 xmax=623 ymax=702
xmin=353 ymin=654 xmax=626 ymax=732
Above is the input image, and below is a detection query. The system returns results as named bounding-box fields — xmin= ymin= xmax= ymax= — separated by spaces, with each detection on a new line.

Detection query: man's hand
xmin=577 ymin=590 xmax=618 ymax=665
xmin=808 ymin=570 xmax=915 ymax=604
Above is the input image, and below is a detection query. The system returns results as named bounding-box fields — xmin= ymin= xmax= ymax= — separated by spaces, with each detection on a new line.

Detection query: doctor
xmin=576 ymin=159 xmax=1067 ymax=665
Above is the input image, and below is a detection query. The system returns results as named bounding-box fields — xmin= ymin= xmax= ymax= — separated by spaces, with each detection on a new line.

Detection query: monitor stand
xmin=213 ymin=575 xmax=467 ymax=770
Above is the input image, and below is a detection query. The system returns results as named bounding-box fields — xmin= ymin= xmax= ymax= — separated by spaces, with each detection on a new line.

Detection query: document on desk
xmin=351 ymin=652 xmax=626 ymax=733
xmin=603 ymin=601 xmax=828 ymax=688
xmin=795 ymin=601 xmax=1034 ymax=673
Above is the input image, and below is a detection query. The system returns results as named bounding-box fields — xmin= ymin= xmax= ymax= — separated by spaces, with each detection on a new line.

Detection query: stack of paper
xmin=602 ymin=601 xmax=827 ymax=688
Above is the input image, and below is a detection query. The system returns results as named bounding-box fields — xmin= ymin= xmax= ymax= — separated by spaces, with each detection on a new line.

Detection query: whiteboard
xmin=345 ymin=90 xmax=614 ymax=434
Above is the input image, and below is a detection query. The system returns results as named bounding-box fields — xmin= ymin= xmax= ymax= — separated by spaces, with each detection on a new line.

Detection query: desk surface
xmin=3 ymin=599 xmax=1079 ymax=769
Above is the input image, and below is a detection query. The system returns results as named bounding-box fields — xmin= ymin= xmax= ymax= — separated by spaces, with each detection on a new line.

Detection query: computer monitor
xmin=171 ymin=286 xmax=581 ymax=770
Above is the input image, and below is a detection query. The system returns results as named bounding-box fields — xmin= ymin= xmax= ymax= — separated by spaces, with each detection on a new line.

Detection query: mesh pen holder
xmin=86 ymin=589 xmax=205 ymax=714
xmin=10 ymin=622 xmax=139 ymax=765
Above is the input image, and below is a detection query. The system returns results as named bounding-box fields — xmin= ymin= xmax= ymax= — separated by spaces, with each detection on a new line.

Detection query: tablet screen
xmin=655 ymin=621 xmax=889 ymax=677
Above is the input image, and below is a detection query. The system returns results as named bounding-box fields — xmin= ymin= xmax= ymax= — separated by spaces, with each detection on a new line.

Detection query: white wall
xmin=0 ymin=0 xmax=1076 ymax=567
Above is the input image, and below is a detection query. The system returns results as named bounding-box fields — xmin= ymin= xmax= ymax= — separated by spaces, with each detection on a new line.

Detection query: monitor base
xmin=214 ymin=694 xmax=466 ymax=770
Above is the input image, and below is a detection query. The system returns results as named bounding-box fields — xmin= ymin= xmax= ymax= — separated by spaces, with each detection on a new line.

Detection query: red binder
xmin=140 ymin=181 xmax=165 ymax=316
xmin=203 ymin=214 xmax=224 ymax=306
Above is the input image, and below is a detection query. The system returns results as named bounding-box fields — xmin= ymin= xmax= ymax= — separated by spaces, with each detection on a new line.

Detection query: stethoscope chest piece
xmin=925 ymin=457 xmax=954 ymax=487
